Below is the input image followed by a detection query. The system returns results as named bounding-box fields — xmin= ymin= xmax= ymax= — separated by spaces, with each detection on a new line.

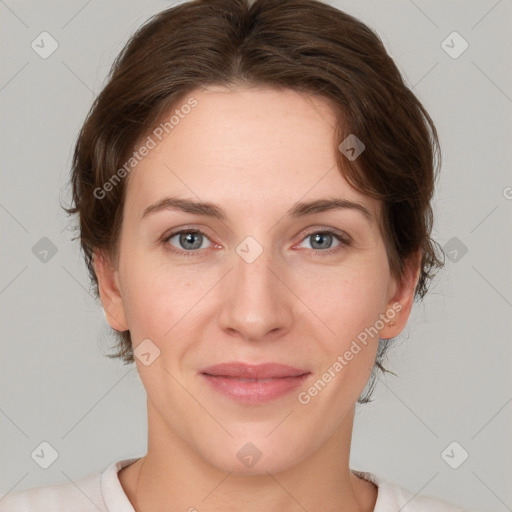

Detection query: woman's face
xmin=97 ymin=86 xmax=415 ymax=474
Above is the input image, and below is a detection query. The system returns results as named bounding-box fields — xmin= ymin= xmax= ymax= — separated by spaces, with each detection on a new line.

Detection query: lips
xmin=199 ymin=362 xmax=309 ymax=379
xmin=199 ymin=362 xmax=310 ymax=404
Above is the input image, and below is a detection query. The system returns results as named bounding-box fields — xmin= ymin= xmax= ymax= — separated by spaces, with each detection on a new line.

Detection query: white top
xmin=0 ymin=458 xmax=471 ymax=511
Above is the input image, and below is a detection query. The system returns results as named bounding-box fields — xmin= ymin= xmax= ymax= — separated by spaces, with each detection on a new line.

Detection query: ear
xmin=93 ymin=250 xmax=129 ymax=332
xmin=379 ymin=251 xmax=421 ymax=340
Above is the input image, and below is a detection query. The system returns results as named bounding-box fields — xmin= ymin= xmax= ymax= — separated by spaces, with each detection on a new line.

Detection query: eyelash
xmin=162 ymin=228 xmax=351 ymax=257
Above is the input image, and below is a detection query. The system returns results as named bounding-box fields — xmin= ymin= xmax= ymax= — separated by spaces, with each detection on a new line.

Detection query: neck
xmin=118 ymin=401 xmax=377 ymax=512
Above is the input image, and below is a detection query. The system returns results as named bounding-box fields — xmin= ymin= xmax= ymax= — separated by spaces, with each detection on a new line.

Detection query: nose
xmin=218 ymin=241 xmax=293 ymax=342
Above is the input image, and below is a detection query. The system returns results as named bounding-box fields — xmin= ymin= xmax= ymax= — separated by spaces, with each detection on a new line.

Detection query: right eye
xmin=163 ymin=229 xmax=214 ymax=256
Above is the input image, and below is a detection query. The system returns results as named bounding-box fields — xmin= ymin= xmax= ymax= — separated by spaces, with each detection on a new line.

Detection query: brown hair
xmin=67 ymin=0 xmax=444 ymax=403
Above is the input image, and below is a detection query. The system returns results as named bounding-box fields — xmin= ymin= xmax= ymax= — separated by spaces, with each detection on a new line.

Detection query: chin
xmin=197 ymin=433 xmax=309 ymax=476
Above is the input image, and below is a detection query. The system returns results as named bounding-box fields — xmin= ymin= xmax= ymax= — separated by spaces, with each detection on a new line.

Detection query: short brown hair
xmin=67 ymin=0 xmax=444 ymax=402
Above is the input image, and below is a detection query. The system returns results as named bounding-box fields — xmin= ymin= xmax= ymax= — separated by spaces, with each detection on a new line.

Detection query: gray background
xmin=1 ymin=0 xmax=511 ymax=510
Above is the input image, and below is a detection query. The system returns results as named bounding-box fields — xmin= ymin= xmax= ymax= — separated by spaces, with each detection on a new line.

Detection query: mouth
xmin=199 ymin=362 xmax=311 ymax=404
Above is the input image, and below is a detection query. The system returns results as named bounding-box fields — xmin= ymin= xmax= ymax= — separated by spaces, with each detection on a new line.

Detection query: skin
xmin=95 ymin=85 xmax=420 ymax=512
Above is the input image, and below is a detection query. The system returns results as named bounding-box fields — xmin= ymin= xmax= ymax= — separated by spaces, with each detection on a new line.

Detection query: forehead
xmin=125 ymin=85 xmax=379 ymax=220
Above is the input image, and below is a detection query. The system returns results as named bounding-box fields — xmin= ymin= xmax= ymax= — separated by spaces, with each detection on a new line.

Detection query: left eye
xmin=298 ymin=231 xmax=344 ymax=252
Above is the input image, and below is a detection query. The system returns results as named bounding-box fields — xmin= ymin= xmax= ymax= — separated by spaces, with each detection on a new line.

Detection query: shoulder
xmin=353 ymin=470 xmax=474 ymax=512
xmin=0 ymin=471 xmax=104 ymax=512
xmin=0 ymin=458 xmax=139 ymax=512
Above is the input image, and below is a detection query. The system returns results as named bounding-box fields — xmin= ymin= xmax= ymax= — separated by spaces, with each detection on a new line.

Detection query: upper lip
xmin=199 ymin=362 xmax=309 ymax=379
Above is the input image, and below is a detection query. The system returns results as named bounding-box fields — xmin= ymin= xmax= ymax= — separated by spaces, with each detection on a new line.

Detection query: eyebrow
xmin=142 ymin=196 xmax=372 ymax=222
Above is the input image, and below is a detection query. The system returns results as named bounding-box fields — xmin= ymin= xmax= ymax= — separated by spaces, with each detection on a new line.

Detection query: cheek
xmin=118 ymin=254 xmax=211 ymax=344
xmin=117 ymin=250 xmax=169 ymax=337
xmin=291 ymin=254 xmax=390 ymax=396
xmin=294 ymin=270 xmax=386 ymax=412
xmin=298 ymin=255 xmax=390 ymax=340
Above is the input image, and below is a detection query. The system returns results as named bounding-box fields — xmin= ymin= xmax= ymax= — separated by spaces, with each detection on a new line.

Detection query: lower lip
xmin=201 ymin=373 xmax=310 ymax=404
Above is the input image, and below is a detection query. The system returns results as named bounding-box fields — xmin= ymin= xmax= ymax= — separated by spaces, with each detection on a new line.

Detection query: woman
xmin=0 ymin=0 xmax=470 ymax=510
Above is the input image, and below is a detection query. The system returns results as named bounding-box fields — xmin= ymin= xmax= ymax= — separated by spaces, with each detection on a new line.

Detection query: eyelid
xmin=161 ymin=224 xmax=214 ymax=242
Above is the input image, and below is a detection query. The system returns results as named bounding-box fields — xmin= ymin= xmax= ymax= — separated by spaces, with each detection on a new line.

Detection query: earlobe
xmin=379 ymin=251 xmax=421 ymax=339
xmin=93 ymin=250 xmax=129 ymax=332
